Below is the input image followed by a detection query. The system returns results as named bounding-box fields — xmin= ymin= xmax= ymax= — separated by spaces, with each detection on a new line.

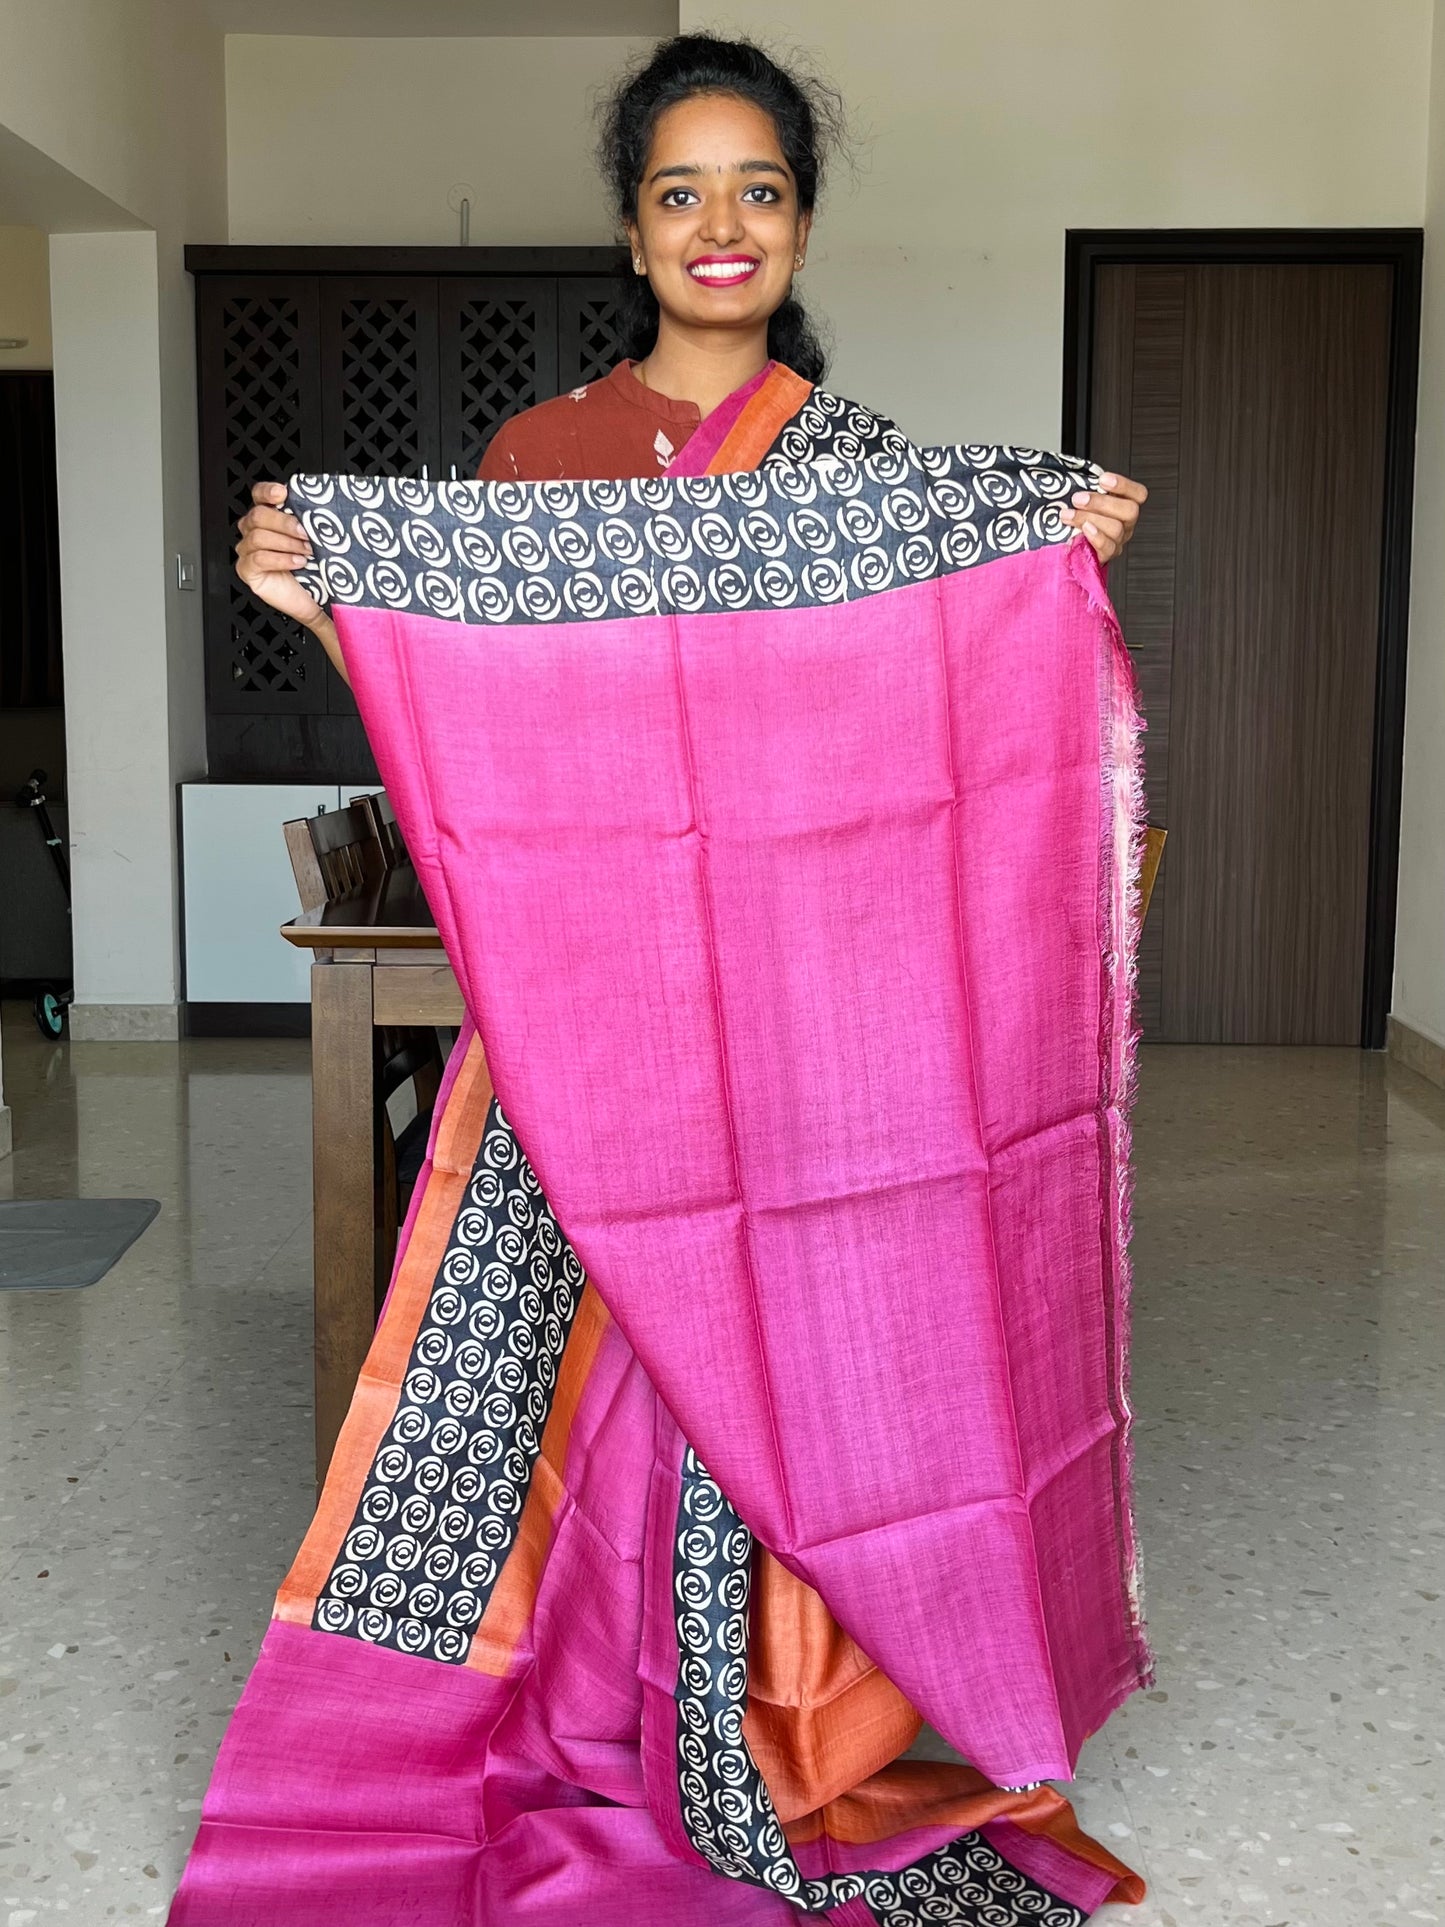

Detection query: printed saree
xmin=171 ymin=368 xmax=1151 ymax=1925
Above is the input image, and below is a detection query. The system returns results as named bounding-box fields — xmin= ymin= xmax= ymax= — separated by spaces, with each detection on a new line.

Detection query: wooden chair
xmin=283 ymin=798 xmax=444 ymax=1312
xmin=349 ymin=790 xmax=408 ymax=870
xmin=282 ymin=800 xmax=387 ymax=914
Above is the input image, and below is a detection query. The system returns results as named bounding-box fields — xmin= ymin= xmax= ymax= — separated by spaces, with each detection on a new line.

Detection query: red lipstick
xmin=686 ymin=253 xmax=761 ymax=287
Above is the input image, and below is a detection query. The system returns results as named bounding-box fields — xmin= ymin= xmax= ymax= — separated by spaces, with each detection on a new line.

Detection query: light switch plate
xmin=176 ymin=553 xmax=198 ymax=591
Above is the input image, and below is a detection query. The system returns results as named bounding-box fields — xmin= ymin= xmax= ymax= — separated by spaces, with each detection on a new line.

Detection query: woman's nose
xmin=698 ymin=192 xmax=745 ymax=247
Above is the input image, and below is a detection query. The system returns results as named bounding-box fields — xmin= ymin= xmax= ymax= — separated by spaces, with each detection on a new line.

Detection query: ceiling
xmin=204 ymin=0 xmax=676 ymax=34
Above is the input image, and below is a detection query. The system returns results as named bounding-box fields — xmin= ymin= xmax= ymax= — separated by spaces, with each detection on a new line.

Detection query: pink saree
xmin=171 ymin=373 xmax=1150 ymax=1924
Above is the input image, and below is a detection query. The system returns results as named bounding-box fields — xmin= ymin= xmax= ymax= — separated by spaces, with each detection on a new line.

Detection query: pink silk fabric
xmin=341 ymin=539 xmax=1147 ymax=1785
xmin=170 ymin=441 xmax=1151 ymax=1921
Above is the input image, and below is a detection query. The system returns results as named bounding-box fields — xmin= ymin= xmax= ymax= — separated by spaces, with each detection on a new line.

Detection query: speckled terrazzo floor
xmin=0 ymin=1010 xmax=1442 ymax=1924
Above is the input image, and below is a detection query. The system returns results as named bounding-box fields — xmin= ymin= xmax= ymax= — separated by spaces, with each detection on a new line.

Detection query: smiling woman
xmin=195 ymin=36 xmax=1157 ymax=1927
xmin=602 ymin=34 xmax=838 ymax=395
xmin=233 ymin=33 xmax=1144 ymax=670
xmin=468 ymin=37 xmax=848 ymax=486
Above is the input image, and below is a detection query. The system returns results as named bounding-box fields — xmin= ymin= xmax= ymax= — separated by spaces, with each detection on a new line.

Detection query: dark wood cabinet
xmin=439 ymin=276 xmax=557 ymax=483
xmin=189 ymin=246 xmax=627 ymax=781
xmin=195 ymin=274 xmax=324 ymax=724
xmin=320 ymin=276 xmax=442 ymax=481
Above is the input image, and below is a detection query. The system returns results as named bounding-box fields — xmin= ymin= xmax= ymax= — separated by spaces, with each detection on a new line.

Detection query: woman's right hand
xmin=235 ymin=481 xmax=348 ymax=684
xmin=235 ymin=481 xmax=322 ymax=626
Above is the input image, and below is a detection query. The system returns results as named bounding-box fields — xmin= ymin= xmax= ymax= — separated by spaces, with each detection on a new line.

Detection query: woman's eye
xmin=660 ymin=188 xmax=700 ymax=208
xmin=742 ymin=185 xmax=781 ymax=204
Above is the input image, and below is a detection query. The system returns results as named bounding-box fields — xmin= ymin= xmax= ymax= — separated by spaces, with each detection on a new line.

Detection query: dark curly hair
xmin=596 ymin=33 xmax=844 ymax=382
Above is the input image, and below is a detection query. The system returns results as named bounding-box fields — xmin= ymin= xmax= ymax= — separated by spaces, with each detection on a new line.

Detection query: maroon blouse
xmin=477 ymin=360 xmax=702 ymax=483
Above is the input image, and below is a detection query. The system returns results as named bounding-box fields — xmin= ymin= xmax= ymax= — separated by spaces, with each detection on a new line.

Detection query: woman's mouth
xmin=686 ymin=255 xmax=760 ymax=287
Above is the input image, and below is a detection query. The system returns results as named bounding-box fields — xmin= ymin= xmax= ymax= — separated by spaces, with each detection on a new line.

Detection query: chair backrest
xmin=349 ymin=789 xmax=408 ymax=869
xmin=282 ymin=801 xmax=386 ymax=912
xmin=282 ymin=817 xmax=326 ymax=914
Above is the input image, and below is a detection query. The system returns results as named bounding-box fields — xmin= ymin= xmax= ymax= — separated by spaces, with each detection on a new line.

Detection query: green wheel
xmin=34 ymin=987 xmax=66 ymax=1039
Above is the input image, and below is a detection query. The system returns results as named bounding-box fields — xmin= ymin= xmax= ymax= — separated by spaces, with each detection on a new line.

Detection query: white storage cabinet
xmin=180 ymin=782 xmax=372 ymax=1004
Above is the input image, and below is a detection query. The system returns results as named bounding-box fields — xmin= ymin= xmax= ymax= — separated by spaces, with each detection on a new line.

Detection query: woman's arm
xmin=235 ymin=481 xmax=349 ymax=687
xmin=1059 ymin=472 xmax=1148 ymax=562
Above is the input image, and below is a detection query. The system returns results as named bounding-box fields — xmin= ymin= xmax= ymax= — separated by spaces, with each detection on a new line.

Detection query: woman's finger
xmin=1059 ymin=505 xmax=1127 ymax=542
xmin=251 ymin=480 xmax=289 ymax=508
xmin=237 ymin=535 xmax=312 ymax=562
xmin=237 ymin=535 xmax=311 ymax=566
xmin=1060 ymin=514 xmax=1126 ymax=561
xmin=1064 ymin=490 xmax=1140 ymax=530
xmin=238 ymin=506 xmax=310 ymax=545
xmin=1093 ymin=471 xmax=1148 ymax=504
xmin=1081 ymin=517 xmax=1125 ymax=561
xmin=237 ymin=537 xmax=311 ymax=568
xmin=1076 ymin=489 xmax=1139 ymax=523
xmin=239 ymin=546 xmax=313 ymax=576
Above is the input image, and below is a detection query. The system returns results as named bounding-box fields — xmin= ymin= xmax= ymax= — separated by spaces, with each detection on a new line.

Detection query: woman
xmin=193 ymin=35 xmax=1151 ymax=1927
xmin=235 ymin=37 xmax=1144 ymax=654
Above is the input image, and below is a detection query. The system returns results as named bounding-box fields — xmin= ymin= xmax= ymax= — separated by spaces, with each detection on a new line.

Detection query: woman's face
xmin=627 ymin=92 xmax=810 ymax=341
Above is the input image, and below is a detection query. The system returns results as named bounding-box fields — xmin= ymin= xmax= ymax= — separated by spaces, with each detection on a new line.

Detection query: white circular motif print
xmin=669 ymin=1448 xmax=1087 ymax=1924
xmin=289 ymin=409 xmax=1100 ymax=629
xmin=313 ymin=1100 xmax=583 ymax=1663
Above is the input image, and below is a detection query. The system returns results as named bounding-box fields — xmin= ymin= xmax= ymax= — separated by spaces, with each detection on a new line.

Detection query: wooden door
xmin=1087 ymin=260 xmax=1395 ymax=1044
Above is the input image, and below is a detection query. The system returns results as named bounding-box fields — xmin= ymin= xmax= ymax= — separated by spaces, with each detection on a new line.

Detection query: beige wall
xmin=0 ymin=0 xmax=227 ymax=1031
xmin=679 ymin=0 xmax=1433 ymax=443
xmin=226 ymin=8 xmax=1435 ymax=437
xmin=0 ymin=0 xmax=225 ymax=243
xmin=50 ymin=233 xmax=177 ymax=1016
xmin=0 ymin=225 xmax=51 ymax=368
xmin=226 ymin=35 xmax=657 ymax=245
xmin=1396 ymin=1 xmax=1445 ymax=1052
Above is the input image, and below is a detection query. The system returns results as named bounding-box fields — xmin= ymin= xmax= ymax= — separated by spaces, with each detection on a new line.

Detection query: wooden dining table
xmin=282 ymin=865 xmax=464 ymax=1486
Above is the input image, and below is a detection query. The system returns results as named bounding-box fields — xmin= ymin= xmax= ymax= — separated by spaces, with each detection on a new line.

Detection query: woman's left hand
xmin=1059 ymin=472 xmax=1147 ymax=563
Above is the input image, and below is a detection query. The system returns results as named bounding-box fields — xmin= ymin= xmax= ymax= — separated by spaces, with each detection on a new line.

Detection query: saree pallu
xmin=171 ymin=379 xmax=1151 ymax=1924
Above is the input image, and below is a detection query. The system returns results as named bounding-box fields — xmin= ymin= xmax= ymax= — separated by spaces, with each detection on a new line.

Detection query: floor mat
xmin=0 ymin=1198 xmax=161 ymax=1289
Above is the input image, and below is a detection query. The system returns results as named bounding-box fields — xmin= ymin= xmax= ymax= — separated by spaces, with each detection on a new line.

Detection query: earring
xmin=633 ymin=257 xmax=645 ymax=274
xmin=794 ymin=253 xmax=805 ymax=269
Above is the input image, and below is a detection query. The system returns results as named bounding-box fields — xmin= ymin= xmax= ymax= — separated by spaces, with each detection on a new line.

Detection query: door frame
xmin=1062 ymin=228 xmax=1423 ymax=1051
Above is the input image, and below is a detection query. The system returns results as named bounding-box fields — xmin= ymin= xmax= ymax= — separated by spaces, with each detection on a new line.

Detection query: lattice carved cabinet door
xmin=197 ymin=276 xmax=325 ymax=715
xmin=440 ymin=278 xmax=558 ymax=479
xmin=558 ymin=277 xmax=626 ymax=391
xmin=319 ymin=279 xmax=442 ymax=716
xmin=320 ymin=279 xmax=442 ymax=479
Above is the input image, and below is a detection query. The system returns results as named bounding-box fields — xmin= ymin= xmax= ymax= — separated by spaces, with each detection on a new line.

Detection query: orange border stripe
xmin=709 ymin=364 xmax=813 ymax=473
xmin=465 ymin=1281 xmax=611 ymax=1675
xmin=275 ymin=1034 xmax=494 ymax=1625
xmin=1011 ymin=1799 xmax=1146 ymax=1904
xmin=744 ymin=1549 xmax=921 ymax=1821
xmin=779 ymin=1762 xmax=1142 ymax=1903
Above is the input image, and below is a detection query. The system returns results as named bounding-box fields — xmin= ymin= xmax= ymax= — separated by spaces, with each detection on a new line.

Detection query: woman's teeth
xmin=688 ymin=260 xmax=758 ymax=282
